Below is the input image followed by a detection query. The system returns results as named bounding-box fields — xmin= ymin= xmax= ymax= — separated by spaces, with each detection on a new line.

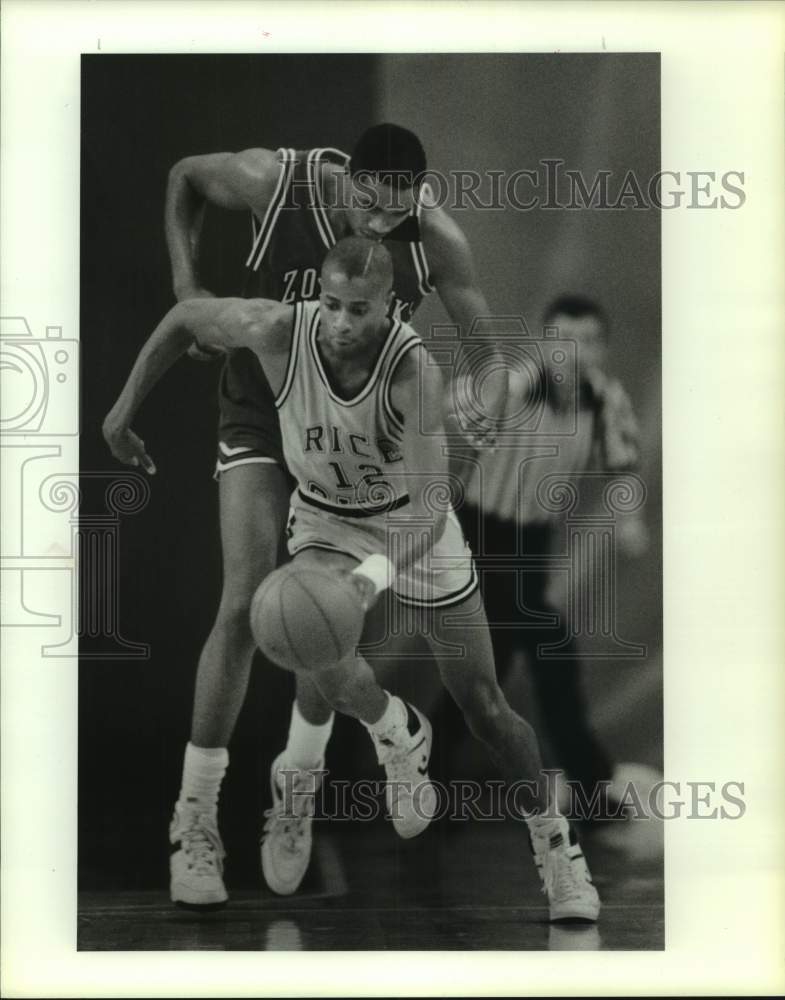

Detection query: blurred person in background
xmin=448 ymin=294 xmax=658 ymax=842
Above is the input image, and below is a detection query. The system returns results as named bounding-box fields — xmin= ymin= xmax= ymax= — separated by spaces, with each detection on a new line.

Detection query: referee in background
xmin=450 ymin=294 xmax=651 ymax=826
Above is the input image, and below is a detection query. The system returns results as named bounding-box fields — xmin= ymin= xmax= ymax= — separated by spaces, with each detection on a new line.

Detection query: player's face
xmin=550 ymin=313 xmax=608 ymax=376
xmin=346 ymin=178 xmax=417 ymax=240
xmin=319 ymin=266 xmax=392 ymax=356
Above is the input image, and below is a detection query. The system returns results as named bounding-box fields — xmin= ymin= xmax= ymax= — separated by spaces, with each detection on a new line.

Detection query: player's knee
xmin=310 ymin=669 xmax=353 ymax=712
xmin=459 ymin=680 xmax=507 ymax=743
xmin=214 ymin=593 xmax=255 ymax=638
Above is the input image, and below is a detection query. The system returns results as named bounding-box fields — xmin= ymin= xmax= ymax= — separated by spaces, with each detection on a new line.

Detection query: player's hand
xmin=102 ymin=415 xmax=156 ymax=474
xmin=597 ymin=377 xmax=640 ymax=470
xmin=452 ymin=370 xmax=508 ymax=450
xmin=582 ymin=365 xmax=609 ymax=400
xmin=340 ymin=570 xmax=377 ymax=612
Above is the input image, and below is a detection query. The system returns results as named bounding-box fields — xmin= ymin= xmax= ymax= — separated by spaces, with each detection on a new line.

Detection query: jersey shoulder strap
xmin=245 ymin=147 xmax=299 ymax=272
xmin=380 ymin=321 xmax=424 ymax=439
xmin=275 ymin=299 xmax=319 ymax=408
xmin=303 ymin=147 xmax=350 ymax=250
xmin=384 ymin=186 xmax=435 ymax=296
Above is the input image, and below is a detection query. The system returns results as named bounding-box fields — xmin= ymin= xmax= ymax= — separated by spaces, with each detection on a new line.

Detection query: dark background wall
xmin=79 ymin=54 xmax=660 ymax=890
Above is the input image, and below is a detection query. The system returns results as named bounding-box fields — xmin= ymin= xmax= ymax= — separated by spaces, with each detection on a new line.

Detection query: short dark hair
xmin=322 ymin=236 xmax=393 ymax=293
xmin=544 ymin=294 xmax=609 ymax=336
xmin=349 ymin=123 xmax=427 ymax=190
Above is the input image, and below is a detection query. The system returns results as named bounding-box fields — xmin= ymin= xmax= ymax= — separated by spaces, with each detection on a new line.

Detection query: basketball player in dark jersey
xmin=163 ymin=125 xmax=509 ymax=906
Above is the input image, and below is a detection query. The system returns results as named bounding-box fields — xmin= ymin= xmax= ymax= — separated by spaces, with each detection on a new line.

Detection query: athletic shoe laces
xmin=541 ymin=846 xmax=585 ymax=901
xmin=263 ymin=771 xmax=315 ymax=855
xmin=179 ymin=813 xmax=222 ymax=876
xmin=373 ymin=731 xmax=417 ymax=779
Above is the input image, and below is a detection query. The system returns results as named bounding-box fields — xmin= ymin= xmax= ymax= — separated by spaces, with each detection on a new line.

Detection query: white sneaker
xmin=261 ymin=753 xmax=323 ymax=896
xmin=531 ymin=818 xmax=601 ymax=922
xmin=169 ymin=802 xmax=228 ymax=908
xmin=370 ymin=700 xmax=437 ymax=839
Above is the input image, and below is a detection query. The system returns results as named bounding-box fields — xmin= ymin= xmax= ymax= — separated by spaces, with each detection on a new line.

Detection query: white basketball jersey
xmin=275 ymin=300 xmax=422 ymax=514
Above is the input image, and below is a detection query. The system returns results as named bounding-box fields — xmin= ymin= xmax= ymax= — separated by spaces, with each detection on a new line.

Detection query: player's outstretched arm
xmin=165 ymin=148 xmax=281 ymax=300
xmin=422 ymin=207 xmax=509 ymax=448
xmin=103 ymin=297 xmax=291 ymax=472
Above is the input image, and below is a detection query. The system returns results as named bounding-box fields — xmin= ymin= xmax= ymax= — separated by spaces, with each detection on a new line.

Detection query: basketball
xmin=250 ymin=562 xmax=364 ymax=672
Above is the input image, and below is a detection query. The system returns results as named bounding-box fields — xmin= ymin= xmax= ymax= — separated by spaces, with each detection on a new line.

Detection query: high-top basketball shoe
xmin=261 ymin=753 xmax=324 ymax=896
xmin=169 ymin=802 xmax=228 ymax=908
xmin=529 ymin=815 xmax=601 ymax=922
xmin=369 ymin=699 xmax=437 ymax=839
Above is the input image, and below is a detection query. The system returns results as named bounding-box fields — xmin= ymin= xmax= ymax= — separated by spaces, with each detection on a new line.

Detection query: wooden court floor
xmin=78 ymin=819 xmax=664 ymax=951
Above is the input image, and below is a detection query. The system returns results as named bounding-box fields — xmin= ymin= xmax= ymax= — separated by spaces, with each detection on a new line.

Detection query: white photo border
xmin=2 ymin=1 xmax=784 ymax=996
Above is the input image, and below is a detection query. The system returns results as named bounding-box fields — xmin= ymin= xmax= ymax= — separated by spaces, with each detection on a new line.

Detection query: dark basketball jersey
xmin=217 ymin=147 xmax=435 ymax=469
xmin=242 ymin=146 xmax=434 ymax=320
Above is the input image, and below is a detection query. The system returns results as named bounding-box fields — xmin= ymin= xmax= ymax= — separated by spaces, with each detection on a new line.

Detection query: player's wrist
xmin=103 ymin=402 xmax=131 ymax=435
xmin=173 ymin=277 xmax=202 ymax=301
xmin=352 ymin=554 xmax=396 ymax=596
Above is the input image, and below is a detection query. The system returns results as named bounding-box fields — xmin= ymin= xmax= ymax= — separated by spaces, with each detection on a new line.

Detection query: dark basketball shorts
xmin=215 ymin=348 xmax=286 ymax=476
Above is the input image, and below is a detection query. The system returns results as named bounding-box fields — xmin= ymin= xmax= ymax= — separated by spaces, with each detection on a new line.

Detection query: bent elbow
xmin=166 ymin=160 xmax=186 ymax=200
xmin=166 ymin=158 xmax=202 ymax=205
xmin=167 ymin=157 xmax=190 ymax=186
xmin=167 ymin=300 xmax=205 ymax=346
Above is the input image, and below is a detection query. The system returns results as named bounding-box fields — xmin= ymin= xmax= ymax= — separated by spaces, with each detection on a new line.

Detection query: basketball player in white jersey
xmin=103 ymin=237 xmax=600 ymax=923
xmin=163 ymin=125 xmax=508 ymax=905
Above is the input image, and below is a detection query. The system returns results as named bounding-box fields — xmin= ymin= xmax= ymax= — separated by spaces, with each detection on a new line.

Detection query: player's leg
xmin=289 ymin=550 xmax=404 ymax=722
xmin=421 ymin=593 xmax=549 ymax=811
xmin=396 ymin=512 xmax=599 ymax=920
xmin=184 ymin=462 xmax=335 ymax=900
xmin=419 ymin=593 xmax=599 ymax=920
xmin=433 ymin=501 xmax=532 ymax=769
xmin=170 ymin=462 xmax=290 ymax=908
xmin=280 ymin=547 xmax=438 ymax=839
xmin=190 ymin=463 xmax=291 ymax=744
xmin=192 ymin=462 xmax=333 ymax=748
xmin=261 ymin=546 xmax=390 ymax=894
xmin=172 ymin=463 xmax=336 ymax=904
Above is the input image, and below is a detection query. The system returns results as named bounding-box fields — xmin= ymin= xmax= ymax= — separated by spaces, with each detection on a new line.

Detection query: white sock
xmin=282 ymin=702 xmax=334 ymax=770
xmin=364 ymin=693 xmax=406 ymax=737
xmin=178 ymin=742 xmax=228 ymax=814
